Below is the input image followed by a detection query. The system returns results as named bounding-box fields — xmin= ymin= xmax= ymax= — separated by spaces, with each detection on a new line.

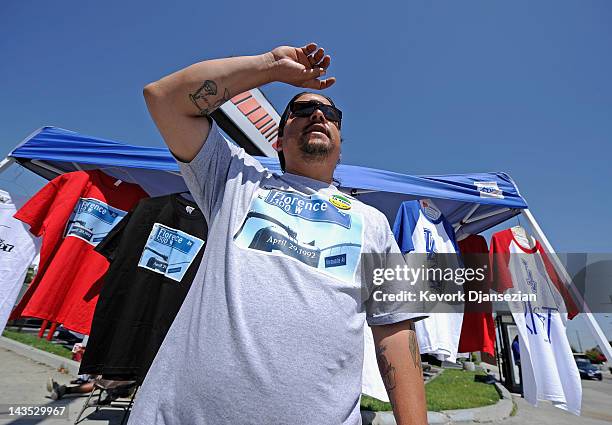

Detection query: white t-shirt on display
xmin=0 ymin=189 xmax=39 ymax=334
xmin=490 ymin=228 xmax=581 ymax=415
xmin=393 ymin=200 xmax=463 ymax=362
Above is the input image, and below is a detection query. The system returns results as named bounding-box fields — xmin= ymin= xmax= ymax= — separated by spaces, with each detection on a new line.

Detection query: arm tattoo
xmin=376 ymin=344 xmax=397 ymax=393
xmin=408 ymin=330 xmax=422 ymax=371
xmin=189 ymin=80 xmax=231 ymax=116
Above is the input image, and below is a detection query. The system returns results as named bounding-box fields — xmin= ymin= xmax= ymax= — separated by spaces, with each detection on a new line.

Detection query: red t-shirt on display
xmin=457 ymin=234 xmax=496 ymax=355
xmin=488 ymin=228 xmax=578 ymax=319
xmin=10 ymin=170 xmax=148 ymax=334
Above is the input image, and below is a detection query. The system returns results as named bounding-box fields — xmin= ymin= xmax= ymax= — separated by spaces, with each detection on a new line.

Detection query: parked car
xmin=576 ymin=358 xmax=603 ymax=381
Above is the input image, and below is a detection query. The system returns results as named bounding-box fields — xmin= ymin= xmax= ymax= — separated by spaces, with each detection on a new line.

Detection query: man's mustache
xmin=302 ymin=123 xmax=330 ymax=138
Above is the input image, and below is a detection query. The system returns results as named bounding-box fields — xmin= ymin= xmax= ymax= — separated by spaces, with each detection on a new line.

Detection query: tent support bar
xmin=350 ymin=189 xmax=378 ymax=195
xmin=463 ymin=207 xmax=511 ymax=225
xmin=454 ymin=203 xmax=480 ymax=231
xmin=30 ymin=160 xmax=65 ymax=176
xmin=0 ymin=157 xmax=15 ymax=175
xmin=521 ymin=208 xmax=612 ymax=361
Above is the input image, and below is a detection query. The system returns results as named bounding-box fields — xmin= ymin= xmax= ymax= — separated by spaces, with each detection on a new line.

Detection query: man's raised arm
xmin=143 ymin=43 xmax=335 ymax=162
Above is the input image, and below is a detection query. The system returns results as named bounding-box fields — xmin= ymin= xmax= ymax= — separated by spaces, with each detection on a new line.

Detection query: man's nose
xmin=309 ymin=108 xmax=326 ymax=122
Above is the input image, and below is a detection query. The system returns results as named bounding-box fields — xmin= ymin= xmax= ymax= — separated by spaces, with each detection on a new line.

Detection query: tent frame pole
xmin=454 ymin=203 xmax=480 ymax=231
xmin=521 ymin=208 xmax=612 ymax=361
xmin=463 ymin=207 xmax=511 ymax=225
xmin=0 ymin=157 xmax=14 ymax=175
xmin=30 ymin=160 xmax=64 ymax=176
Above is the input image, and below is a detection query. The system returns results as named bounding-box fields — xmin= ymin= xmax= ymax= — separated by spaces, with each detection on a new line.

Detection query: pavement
xmin=0 ymin=344 xmax=127 ymax=424
xmin=491 ymin=373 xmax=612 ymax=425
xmin=1 ymin=337 xmax=611 ymax=424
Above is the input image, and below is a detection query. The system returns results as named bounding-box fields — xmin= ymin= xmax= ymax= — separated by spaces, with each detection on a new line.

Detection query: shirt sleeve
xmin=539 ymin=249 xmax=579 ymax=319
xmin=392 ymin=202 xmax=417 ymax=254
xmin=489 ymin=232 xmax=514 ymax=293
xmin=366 ymin=215 xmax=428 ymax=326
xmin=175 ymin=120 xmax=267 ymax=223
xmin=95 ymin=209 xmax=133 ymax=262
xmin=13 ymin=178 xmax=60 ymax=237
xmin=443 ymin=218 xmax=460 ymax=253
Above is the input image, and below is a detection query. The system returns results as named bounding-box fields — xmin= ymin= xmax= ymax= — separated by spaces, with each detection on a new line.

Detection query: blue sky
xmin=1 ymin=1 xmax=611 ymax=347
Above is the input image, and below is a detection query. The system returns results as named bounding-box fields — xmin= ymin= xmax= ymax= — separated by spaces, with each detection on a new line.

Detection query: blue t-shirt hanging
xmin=392 ymin=199 xmax=464 ymax=362
xmin=393 ymin=199 xmax=459 ymax=255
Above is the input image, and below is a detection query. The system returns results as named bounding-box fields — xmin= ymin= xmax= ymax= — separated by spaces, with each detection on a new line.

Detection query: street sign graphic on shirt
xmin=65 ymin=198 xmax=127 ymax=246
xmin=233 ymin=188 xmax=364 ymax=284
xmin=138 ymin=223 xmax=205 ymax=282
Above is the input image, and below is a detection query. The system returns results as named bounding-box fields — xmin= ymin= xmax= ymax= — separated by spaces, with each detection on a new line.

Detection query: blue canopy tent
xmin=1 ymin=125 xmax=610 ymax=360
xmin=4 ymin=126 xmax=527 ymax=237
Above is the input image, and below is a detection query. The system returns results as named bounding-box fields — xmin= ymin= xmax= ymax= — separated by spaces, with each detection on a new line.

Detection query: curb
xmin=362 ymin=380 xmax=514 ymax=424
xmin=0 ymin=336 xmax=81 ymax=376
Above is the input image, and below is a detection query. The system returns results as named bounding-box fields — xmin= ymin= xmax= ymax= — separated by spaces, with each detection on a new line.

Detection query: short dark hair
xmin=277 ymin=91 xmax=338 ymax=172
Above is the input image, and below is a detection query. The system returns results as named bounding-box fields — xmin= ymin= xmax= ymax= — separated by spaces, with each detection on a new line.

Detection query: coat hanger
xmin=97 ymin=167 xmax=126 ymax=187
xmin=419 ymin=198 xmax=442 ymax=220
xmin=511 ymin=215 xmax=536 ymax=249
xmin=177 ymin=191 xmax=195 ymax=203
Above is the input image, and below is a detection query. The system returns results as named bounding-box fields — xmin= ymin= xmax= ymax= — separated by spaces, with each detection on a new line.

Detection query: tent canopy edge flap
xmin=8 ymin=126 xmax=528 ymax=233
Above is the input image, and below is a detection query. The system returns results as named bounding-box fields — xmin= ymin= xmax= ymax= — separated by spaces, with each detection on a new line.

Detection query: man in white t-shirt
xmin=129 ymin=43 xmax=427 ymax=425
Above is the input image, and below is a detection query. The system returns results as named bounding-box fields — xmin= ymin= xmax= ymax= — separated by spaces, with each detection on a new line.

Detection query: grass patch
xmin=425 ymin=369 xmax=499 ymax=411
xmin=361 ymin=394 xmax=393 ymax=411
xmin=2 ymin=329 xmax=73 ymax=359
xmin=510 ymin=400 xmax=518 ymax=416
xmin=361 ymin=369 xmax=500 ymax=412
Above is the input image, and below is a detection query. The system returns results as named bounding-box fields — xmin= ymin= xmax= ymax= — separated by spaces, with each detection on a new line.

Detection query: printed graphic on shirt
xmin=0 ymin=238 xmax=15 ymax=253
xmin=521 ymin=258 xmax=538 ymax=292
xmin=0 ymin=225 xmax=15 ymax=253
xmin=65 ymin=198 xmax=127 ymax=246
xmin=329 ymin=194 xmax=352 ymax=210
xmin=423 ymin=228 xmax=437 ymax=261
xmin=233 ymin=188 xmax=364 ymax=284
xmin=138 ymin=223 xmax=205 ymax=282
xmin=523 ymin=301 xmax=559 ymax=344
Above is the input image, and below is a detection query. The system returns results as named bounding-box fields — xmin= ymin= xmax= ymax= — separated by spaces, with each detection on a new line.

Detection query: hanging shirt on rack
xmin=80 ymin=194 xmax=208 ymax=382
xmin=457 ymin=234 xmax=495 ymax=356
xmin=10 ymin=170 xmax=148 ymax=334
xmin=0 ymin=189 xmax=39 ymax=334
xmin=392 ymin=200 xmax=463 ymax=362
xmin=489 ymin=228 xmax=581 ymax=415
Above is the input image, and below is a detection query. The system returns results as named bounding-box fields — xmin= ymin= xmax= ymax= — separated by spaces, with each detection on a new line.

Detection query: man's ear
xmin=275 ymin=136 xmax=283 ymax=152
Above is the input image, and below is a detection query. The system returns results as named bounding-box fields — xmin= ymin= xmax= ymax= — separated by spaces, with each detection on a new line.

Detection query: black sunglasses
xmin=289 ymin=101 xmax=343 ymax=123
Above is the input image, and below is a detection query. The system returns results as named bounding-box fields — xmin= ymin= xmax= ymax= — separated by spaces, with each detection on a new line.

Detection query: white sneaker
xmin=46 ymin=376 xmax=54 ymax=393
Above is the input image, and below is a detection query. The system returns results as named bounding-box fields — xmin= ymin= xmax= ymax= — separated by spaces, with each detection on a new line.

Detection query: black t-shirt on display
xmin=79 ymin=194 xmax=208 ymax=382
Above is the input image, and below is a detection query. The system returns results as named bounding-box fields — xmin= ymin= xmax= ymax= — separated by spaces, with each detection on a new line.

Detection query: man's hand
xmin=144 ymin=42 xmax=335 ymax=162
xmin=267 ymin=43 xmax=336 ymax=90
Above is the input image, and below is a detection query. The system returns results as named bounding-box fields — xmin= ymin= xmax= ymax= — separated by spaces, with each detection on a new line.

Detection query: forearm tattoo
xmin=408 ymin=330 xmax=422 ymax=372
xmin=376 ymin=344 xmax=397 ymax=394
xmin=189 ymin=80 xmax=230 ymax=116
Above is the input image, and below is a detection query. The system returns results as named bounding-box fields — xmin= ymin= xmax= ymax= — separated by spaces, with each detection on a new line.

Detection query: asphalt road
xmin=497 ymin=370 xmax=612 ymax=425
xmin=0 ymin=345 xmax=610 ymax=424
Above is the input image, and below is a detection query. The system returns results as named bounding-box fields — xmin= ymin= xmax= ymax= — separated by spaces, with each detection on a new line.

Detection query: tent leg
xmin=521 ymin=208 xmax=612 ymax=361
xmin=0 ymin=157 xmax=14 ymax=175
